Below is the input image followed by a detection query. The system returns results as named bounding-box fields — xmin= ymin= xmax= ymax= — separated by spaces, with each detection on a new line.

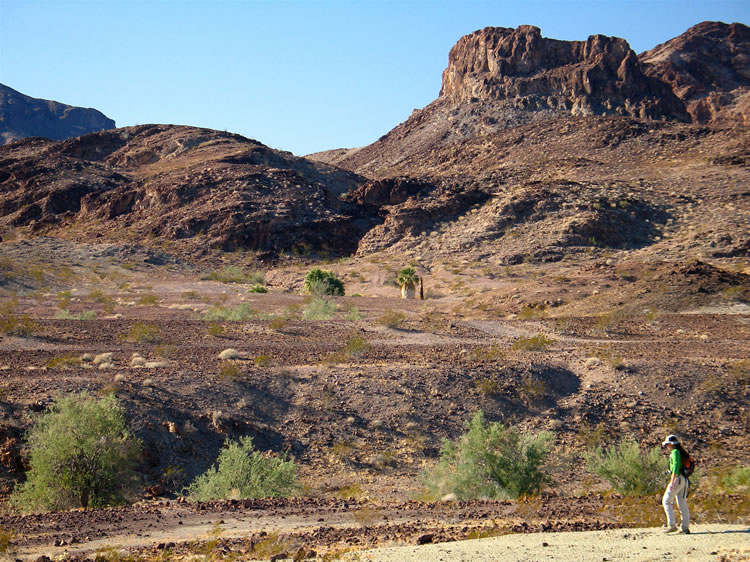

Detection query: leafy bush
xmin=136 ymin=294 xmax=158 ymax=306
xmin=722 ymin=466 xmax=750 ymax=494
xmin=248 ymin=284 xmax=268 ymax=293
xmin=584 ymin=437 xmax=663 ymax=495
xmin=302 ymin=298 xmax=336 ymax=320
xmin=203 ymin=303 xmax=254 ymax=322
xmin=304 ymin=269 xmax=344 ymax=296
xmin=422 ymin=411 xmax=553 ymax=499
xmin=11 ymin=392 xmax=141 ymax=512
xmin=56 ymin=310 xmax=97 ymax=320
xmin=186 ymin=436 xmax=299 ymax=500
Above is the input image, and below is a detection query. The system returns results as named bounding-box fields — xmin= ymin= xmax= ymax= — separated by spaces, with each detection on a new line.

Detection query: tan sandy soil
xmin=351 ymin=524 xmax=750 ymax=561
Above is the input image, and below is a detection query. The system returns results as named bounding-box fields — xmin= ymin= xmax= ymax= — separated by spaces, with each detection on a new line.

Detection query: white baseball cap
xmin=662 ymin=435 xmax=680 ymax=447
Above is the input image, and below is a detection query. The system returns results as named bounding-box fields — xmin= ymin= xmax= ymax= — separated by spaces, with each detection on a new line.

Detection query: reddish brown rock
xmin=640 ymin=21 xmax=750 ymax=125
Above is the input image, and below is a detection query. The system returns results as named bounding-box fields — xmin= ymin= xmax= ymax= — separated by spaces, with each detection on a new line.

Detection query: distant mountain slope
xmin=0 ymin=125 xmax=373 ymax=258
xmin=0 ymin=84 xmax=115 ymax=145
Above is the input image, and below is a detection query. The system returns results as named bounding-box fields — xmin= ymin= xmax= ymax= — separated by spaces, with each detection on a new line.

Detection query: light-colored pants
xmin=663 ymin=474 xmax=690 ymax=530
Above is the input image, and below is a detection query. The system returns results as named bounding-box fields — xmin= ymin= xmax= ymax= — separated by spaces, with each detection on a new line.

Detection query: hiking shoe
xmin=664 ymin=526 xmax=678 ymax=533
xmin=679 ymin=528 xmax=690 ymax=534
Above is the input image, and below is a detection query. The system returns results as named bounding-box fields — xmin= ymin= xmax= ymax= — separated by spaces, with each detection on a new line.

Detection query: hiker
xmin=662 ymin=434 xmax=690 ymax=534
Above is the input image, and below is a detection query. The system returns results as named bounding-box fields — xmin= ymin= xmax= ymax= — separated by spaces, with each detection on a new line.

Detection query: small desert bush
xmin=207 ymin=322 xmax=225 ymax=337
xmin=47 ymin=354 xmax=80 ymax=369
xmin=304 ymin=269 xmax=344 ymax=296
xmin=268 ymin=314 xmax=288 ymax=331
xmin=11 ymin=392 xmax=141 ymax=512
xmin=377 ymin=309 xmax=406 ymax=329
xmin=584 ymin=437 xmax=663 ymax=495
xmin=511 ymin=334 xmax=555 ymax=352
xmin=205 ymin=266 xmax=249 ymax=284
xmin=475 ymin=377 xmax=500 ymax=396
xmin=182 ymin=290 xmax=200 ymax=300
xmin=470 ymin=345 xmax=506 ymax=361
xmin=254 ymin=355 xmax=271 ymax=367
xmin=248 ymin=284 xmax=267 ymax=293
xmin=422 ymin=411 xmax=553 ymax=500
xmin=203 ymin=303 xmax=254 ymax=322
xmin=302 ymin=298 xmax=336 ymax=321
xmin=718 ymin=466 xmax=750 ymax=494
xmin=185 ymin=436 xmax=299 ymax=500
xmin=56 ymin=310 xmax=97 ymax=320
xmin=345 ymin=306 xmax=361 ymax=321
xmin=0 ymin=299 xmax=36 ymax=337
xmin=218 ymin=361 xmax=243 ymax=380
xmin=136 ymin=294 xmax=158 ymax=306
xmin=342 ymin=334 xmax=370 ymax=358
xmin=121 ymin=322 xmax=161 ymax=344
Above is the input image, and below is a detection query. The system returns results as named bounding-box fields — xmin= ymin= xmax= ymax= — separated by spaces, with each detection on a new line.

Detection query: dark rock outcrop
xmin=0 ymin=84 xmax=115 ymax=145
xmin=639 ymin=21 xmax=750 ymax=125
xmin=440 ymin=25 xmax=688 ymax=121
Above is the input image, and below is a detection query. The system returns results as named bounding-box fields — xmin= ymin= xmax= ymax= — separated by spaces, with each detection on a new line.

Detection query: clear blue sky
xmin=1 ymin=0 xmax=748 ymax=155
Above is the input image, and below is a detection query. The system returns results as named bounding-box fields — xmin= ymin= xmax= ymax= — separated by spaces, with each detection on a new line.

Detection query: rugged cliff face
xmin=640 ymin=21 xmax=750 ymax=125
xmin=440 ymin=25 xmax=687 ymax=121
xmin=0 ymin=84 xmax=115 ymax=145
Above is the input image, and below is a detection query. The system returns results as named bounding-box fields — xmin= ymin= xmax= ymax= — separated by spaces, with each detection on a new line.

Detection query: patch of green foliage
xmin=0 ymin=299 xmax=36 ymax=337
xmin=422 ymin=411 xmax=553 ymax=499
xmin=304 ymin=269 xmax=344 ymax=296
xmin=302 ymin=298 xmax=337 ymax=320
xmin=511 ymin=334 xmax=555 ymax=352
xmin=203 ymin=303 xmax=254 ymax=322
xmin=10 ymin=392 xmax=141 ymax=512
xmin=185 ymin=436 xmax=299 ymax=500
xmin=584 ymin=437 xmax=663 ymax=495
xmin=248 ymin=284 xmax=268 ymax=293
xmin=397 ymin=266 xmax=419 ymax=290
xmin=121 ymin=322 xmax=161 ymax=344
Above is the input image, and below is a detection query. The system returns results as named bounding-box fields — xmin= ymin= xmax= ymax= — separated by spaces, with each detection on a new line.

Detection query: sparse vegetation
xmin=584 ymin=437 xmax=663 ymax=495
xmin=511 ymin=334 xmax=555 ymax=351
xmin=248 ymin=283 xmax=268 ymax=293
xmin=11 ymin=392 xmax=141 ymax=512
xmin=205 ymin=266 xmax=251 ymax=284
xmin=218 ymin=361 xmax=243 ymax=380
xmin=422 ymin=411 xmax=553 ymax=499
xmin=121 ymin=322 xmax=161 ymax=344
xmin=47 ymin=354 xmax=80 ymax=369
xmin=302 ymin=297 xmax=337 ymax=320
xmin=136 ymin=294 xmax=158 ymax=306
xmin=203 ymin=303 xmax=254 ymax=322
xmin=185 ymin=436 xmax=299 ymax=500
xmin=0 ymin=299 xmax=36 ymax=337
xmin=377 ymin=309 xmax=406 ymax=329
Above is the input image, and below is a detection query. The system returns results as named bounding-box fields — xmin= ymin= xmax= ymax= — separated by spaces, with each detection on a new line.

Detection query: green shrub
xmin=302 ymin=298 xmax=336 ymax=321
xmin=341 ymin=335 xmax=370 ymax=358
xmin=47 ymin=354 xmax=81 ymax=369
xmin=422 ymin=411 xmax=553 ymax=499
xmin=185 ymin=436 xmax=299 ymax=500
xmin=248 ymin=284 xmax=268 ymax=293
xmin=56 ymin=310 xmax=97 ymax=320
xmin=511 ymin=334 xmax=555 ymax=352
xmin=10 ymin=392 xmax=141 ymax=512
xmin=722 ymin=466 xmax=750 ymax=494
xmin=122 ymin=322 xmax=161 ymax=344
xmin=304 ymin=269 xmax=344 ymax=296
xmin=377 ymin=309 xmax=406 ymax=329
xmin=207 ymin=322 xmax=225 ymax=337
xmin=203 ymin=303 xmax=254 ymax=322
xmin=584 ymin=437 xmax=663 ymax=495
xmin=136 ymin=294 xmax=158 ymax=306
xmin=0 ymin=300 xmax=36 ymax=337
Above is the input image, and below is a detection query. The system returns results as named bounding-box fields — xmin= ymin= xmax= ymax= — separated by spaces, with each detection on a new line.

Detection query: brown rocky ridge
xmin=0 ymin=83 xmax=115 ymax=145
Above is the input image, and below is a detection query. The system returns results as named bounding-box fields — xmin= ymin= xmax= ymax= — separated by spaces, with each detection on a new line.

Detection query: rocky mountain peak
xmin=439 ymin=25 xmax=687 ymax=121
xmin=0 ymin=84 xmax=115 ymax=145
xmin=639 ymin=21 xmax=750 ymax=125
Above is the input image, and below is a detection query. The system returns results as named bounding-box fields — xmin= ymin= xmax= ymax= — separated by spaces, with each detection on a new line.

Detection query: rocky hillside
xmin=0 ymin=84 xmax=115 ymax=145
xmin=640 ymin=21 xmax=750 ymax=126
xmin=0 ymin=125 xmax=373 ymax=258
xmin=311 ymin=22 xmax=749 ymax=178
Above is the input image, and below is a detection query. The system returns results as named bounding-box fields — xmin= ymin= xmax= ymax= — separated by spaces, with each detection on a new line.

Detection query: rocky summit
xmin=0 ymin=83 xmax=115 ymax=145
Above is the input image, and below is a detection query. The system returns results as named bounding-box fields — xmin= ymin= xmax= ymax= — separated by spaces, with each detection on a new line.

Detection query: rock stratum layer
xmin=0 ymin=84 xmax=115 ymax=145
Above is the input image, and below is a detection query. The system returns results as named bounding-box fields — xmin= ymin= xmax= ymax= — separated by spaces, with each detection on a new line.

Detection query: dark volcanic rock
xmin=0 ymin=125 xmax=375 ymax=258
xmin=640 ymin=21 xmax=750 ymax=125
xmin=441 ymin=25 xmax=688 ymax=121
xmin=0 ymin=84 xmax=115 ymax=145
